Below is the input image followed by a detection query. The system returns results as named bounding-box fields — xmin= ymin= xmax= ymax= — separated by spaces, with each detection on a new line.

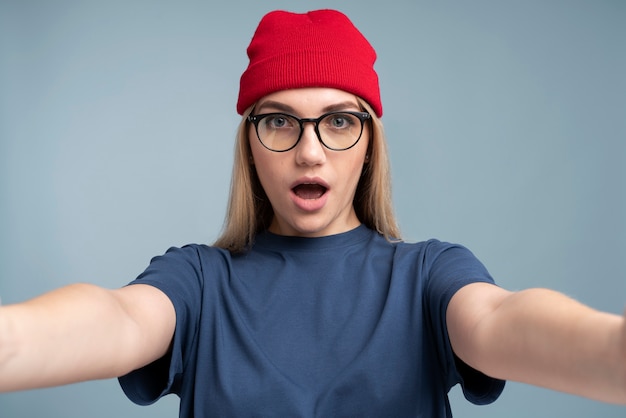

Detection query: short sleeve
xmin=423 ymin=241 xmax=506 ymax=405
xmin=118 ymin=245 xmax=205 ymax=405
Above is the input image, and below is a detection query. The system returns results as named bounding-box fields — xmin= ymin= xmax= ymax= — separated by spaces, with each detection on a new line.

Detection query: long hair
xmin=213 ymin=98 xmax=401 ymax=253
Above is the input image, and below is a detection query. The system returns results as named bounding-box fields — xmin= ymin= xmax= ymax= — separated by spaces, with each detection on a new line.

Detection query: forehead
xmin=255 ymin=88 xmax=361 ymax=114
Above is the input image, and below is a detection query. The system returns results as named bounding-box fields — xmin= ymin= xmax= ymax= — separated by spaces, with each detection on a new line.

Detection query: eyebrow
xmin=255 ymin=100 xmax=362 ymax=115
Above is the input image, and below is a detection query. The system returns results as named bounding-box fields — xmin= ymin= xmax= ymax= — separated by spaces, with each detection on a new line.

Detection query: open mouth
xmin=292 ymin=183 xmax=328 ymax=199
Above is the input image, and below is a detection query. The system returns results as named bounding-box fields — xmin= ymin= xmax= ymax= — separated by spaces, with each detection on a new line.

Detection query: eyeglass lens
xmin=253 ymin=112 xmax=367 ymax=151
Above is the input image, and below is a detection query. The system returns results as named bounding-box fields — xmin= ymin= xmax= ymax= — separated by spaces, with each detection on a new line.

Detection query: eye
xmin=327 ymin=113 xmax=356 ymax=130
xmin=264 ymin=114 xmax=295 ymax=130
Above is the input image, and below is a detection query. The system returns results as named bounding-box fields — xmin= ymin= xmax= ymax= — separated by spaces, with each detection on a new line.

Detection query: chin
xmin=272 ymin=217 xmax=335 ymax=237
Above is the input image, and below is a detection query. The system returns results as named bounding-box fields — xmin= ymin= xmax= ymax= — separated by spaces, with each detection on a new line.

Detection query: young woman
xmin=0 ymin=9 xmax=624 ymax=417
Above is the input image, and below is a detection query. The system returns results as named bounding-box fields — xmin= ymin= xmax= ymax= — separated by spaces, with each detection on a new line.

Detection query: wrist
xmin=0 ymin=303 xmax=31 ymax=393
xmin=0 ymin=306 xmax=9 ymax=388
xmin=618 ymin=311 xmax=626 ymax=405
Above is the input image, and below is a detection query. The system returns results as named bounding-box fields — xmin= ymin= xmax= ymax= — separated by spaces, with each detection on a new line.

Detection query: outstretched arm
xmin=0 ymin=283 xmax=175 ymax=392
xmin=447 ymin=282 xmax=626 ymax=404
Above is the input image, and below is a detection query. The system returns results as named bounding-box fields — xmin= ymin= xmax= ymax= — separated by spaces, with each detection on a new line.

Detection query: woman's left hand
xmin=620 ymin=310 xmax=626 ymax=402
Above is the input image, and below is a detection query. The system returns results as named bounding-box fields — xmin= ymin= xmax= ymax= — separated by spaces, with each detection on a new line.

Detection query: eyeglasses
xmin=248 ymin=111 xmax=371 ymax=152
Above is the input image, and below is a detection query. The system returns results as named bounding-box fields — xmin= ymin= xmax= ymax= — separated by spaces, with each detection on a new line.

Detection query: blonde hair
xmin=213 ymin=98 xmax=401 ymax=253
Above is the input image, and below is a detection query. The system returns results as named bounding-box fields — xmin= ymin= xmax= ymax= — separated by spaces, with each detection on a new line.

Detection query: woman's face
xmin=249 ymin=88 xmax=370 ymax=237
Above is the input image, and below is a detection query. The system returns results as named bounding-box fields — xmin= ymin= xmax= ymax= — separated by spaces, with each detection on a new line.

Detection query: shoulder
xmin=149 ymin=244 xmax=232 ymax=267
xmin=394 ymin=238 xmax=494 ymax=292
xmin=395 ymin=238 xmax=477 ymax=265
xmin=136 ymin=244 xmax=235 ymax=290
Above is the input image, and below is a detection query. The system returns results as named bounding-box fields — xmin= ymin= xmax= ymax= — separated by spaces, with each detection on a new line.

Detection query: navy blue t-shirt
xmin=119 ymin=225 xmax=505 ymax=417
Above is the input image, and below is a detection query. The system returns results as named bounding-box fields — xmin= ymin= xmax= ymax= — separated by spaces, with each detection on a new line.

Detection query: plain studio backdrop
xmin=1 ymin=1 xmax=624 ymax=417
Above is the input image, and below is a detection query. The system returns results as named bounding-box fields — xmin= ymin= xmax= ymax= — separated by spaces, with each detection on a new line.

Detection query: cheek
xmin=250 ymin=149 xmax=284 ymax=196
xmin=249 ymin=134 xmax=268 ymax=173
xmin=329 ymin=156 xmax=364 ymax=197
xmin=254 ymin=159 xmax=278 ymax=185
xmin=342 ymin=145 xmax=369 ymax=181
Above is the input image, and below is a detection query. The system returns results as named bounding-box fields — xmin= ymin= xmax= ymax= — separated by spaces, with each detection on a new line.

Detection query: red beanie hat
xmin=237 ymin=9 xmax=382 ymax=117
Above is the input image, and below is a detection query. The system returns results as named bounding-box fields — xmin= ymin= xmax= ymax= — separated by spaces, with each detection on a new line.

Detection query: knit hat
xmin=237 ymin=9 xmax=382 ymax=117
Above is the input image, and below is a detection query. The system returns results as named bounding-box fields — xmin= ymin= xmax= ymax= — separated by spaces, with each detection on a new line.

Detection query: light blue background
xmin=1 ymin=1 xmax=624 ymax=417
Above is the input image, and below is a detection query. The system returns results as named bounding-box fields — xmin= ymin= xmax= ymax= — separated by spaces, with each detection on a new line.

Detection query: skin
xmin=0 ymin=88 xmax=624 ymax=406
xmin=448 ymin=283 xmax=626 ymax=404
xmin=249 ymin=88 xmax=368 ymax=237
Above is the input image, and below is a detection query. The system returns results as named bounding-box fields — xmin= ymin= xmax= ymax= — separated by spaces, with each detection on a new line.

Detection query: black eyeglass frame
xmin=247 ymin=110 xmax=371 ymax=152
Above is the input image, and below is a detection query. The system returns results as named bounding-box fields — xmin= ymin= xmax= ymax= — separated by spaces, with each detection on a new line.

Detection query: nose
xmin=295 ymin=122 xmax=326 ymax=166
